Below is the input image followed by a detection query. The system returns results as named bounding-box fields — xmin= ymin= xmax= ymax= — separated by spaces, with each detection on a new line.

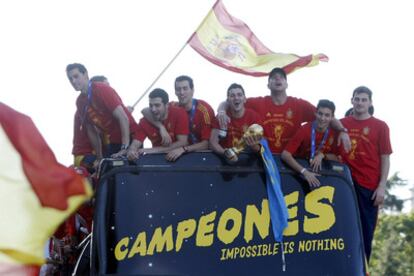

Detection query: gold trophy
xmin=274 ymin=124 xmax=283 ymax=148
xmin=224 ymin=124 xmax=264 ymax=162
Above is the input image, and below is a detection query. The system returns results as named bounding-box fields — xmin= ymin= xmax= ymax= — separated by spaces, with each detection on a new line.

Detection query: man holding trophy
xmin=216 ymin=67 xmax=351 ymax=154
xmin=209 ymin=83 xmax=263 ymax=162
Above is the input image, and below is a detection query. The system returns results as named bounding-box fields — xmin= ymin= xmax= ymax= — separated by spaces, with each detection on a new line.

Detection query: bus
xmin=85 ymin=152 xmax=366 ymax=275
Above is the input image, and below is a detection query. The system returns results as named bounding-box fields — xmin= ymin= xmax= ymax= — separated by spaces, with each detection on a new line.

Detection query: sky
xmin=1 ymin=0 xmax=413 ymax=211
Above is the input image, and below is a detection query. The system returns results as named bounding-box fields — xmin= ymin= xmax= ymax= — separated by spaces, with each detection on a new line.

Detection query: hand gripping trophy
xmin=224 ymin=124 xmax=264 ymax=162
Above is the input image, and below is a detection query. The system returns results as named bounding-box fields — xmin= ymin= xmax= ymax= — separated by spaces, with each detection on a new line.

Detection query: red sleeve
xmin=198 ymin=101 xmax=215 ymax=141
xmin=211 ymin=116 xmax=220 ymax=129
xmin=284 ymin=126 xmax=306 ymax=155
xmin=251 ymin=110 xmax=262 ymax=125
xmin=133 ymin=118 xmax=149 ymax=143
xmin=298 ymin=98 xmax=316 ymax=123
xmin=379 ymin=121 xmax=392 ymax=155
xmin=245 ymin=97 xmax=264 ymax=113
xmin=325 ymin=130 xmax=340 ymax=156
xmin=93 ymin=82 xmax=123 ymax=113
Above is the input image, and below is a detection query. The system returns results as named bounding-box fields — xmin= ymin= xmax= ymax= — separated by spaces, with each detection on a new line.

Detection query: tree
xmin=370 ymin=212 xmax=414 ymax=276
xmin=383 ymin=172 xmax=407 ymax=212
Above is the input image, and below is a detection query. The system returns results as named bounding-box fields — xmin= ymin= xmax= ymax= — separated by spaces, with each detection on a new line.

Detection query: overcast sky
xmin=1 ymin=0 xmax=413 ymax=210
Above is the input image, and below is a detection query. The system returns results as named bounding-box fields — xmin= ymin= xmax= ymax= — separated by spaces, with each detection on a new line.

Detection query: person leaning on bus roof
xmin=66 ymin=63 xmax=136 ymax=159
xmin=281 ymin=99 xmax=339 ymax=187
xmin=121 ymin=88 xmax=189 ymax=161
xmin=72 ymin=75 xmax=109 ymax=173
xmin=216 ymin=67 xmax=351 ymax=154
xmin=209 ymin=83 xmax=262 ymax=158
xmin=338 ymin=86 xmax=392 ymax=262
xmin=141 ymin=75 xmax=215 ymax=161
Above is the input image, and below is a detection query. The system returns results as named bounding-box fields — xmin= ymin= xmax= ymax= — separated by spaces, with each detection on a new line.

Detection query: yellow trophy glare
xmin=224 ymin=124 xmax=264 ymax=162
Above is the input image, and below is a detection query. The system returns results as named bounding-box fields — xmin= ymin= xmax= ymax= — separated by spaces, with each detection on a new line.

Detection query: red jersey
xmin=212 ymin=108 xmax=261 ymax=148
xmin=284 ymin=122 xmax=339 ymax=159
xmin=245 ymin=96 xmax=315 ymax=153
xmin=72 ymin=110 xmax=93 ymax=155
xmin=134 ymin=106 xmax=189 ymax=147
xmin=171 ymin=99 xmax=215 ymax=144
xmin=339 ymin=116 xmax=392 ymax=190
xmin=76 ymin=82 xmax=137 ymax=144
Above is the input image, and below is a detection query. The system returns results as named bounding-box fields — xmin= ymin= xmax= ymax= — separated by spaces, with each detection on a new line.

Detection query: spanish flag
xmin=0 ymin=103 xmax=92 ymax=273
xmin=189 ymin=0 xmax=328 ymax=76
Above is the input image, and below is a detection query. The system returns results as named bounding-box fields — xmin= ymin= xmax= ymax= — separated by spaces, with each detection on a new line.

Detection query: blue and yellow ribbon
xmin=259 ymin=138 xmax=288 ymax=242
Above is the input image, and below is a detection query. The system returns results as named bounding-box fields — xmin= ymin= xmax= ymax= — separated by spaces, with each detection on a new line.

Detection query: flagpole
xmin=130 ymin=0 xmax=220 ymax=110
xmin=130 ymin=41 xmax=188 ymax=110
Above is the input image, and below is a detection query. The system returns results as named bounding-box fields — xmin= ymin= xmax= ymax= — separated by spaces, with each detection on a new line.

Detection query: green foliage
xmin=383 ymin=172 xmax=407 ymax=212
xmin=370 ymin=212 xmax=414 ymax=276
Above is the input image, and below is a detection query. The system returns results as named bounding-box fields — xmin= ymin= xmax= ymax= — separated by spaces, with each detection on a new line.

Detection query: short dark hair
xmin=352 ymin=86 xmax=372 ymax=101
xmin=149 ymin=88 xmax=169 ymax=104
xmin=90 ymin=75 xmax=107 ymax=82
xmin=175 ymin=75 xmax=194 ymax=89
xmin=66 ymin=63 xmax=87 ymax=74
xmin=368 ymin=105 xmax=374 ymax=115
xmin=227 ymin=83 xmax=245 ymax=96
xmin=268 ymin=67 xmax=287 ymax=81
xmin=317 ymin=99 xmax=336 ymax=114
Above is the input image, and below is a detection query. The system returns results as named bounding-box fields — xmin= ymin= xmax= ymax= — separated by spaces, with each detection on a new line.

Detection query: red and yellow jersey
xmin=339 ymin=116 xmax=392 ymax=190
xmin=134 ymin=106 xmax=189 ymax=147
xmin=284 ymin=122 xmax=339 ymax=159
xmin=245 ymin=96 xmax=315 ymax=153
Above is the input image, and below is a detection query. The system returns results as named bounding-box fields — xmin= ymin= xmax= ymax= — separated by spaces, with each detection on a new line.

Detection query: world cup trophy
xmin=224 ymin=124 xmax=264 ymax=162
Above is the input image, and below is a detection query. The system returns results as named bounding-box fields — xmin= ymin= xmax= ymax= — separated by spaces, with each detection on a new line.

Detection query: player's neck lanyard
xmin=188 ymin=99 xmax=198 ymax=144
xmin=80 ymin=81 xmax=92 ymax=131
xmin=310 ymin=121 xmax=329 ymax=161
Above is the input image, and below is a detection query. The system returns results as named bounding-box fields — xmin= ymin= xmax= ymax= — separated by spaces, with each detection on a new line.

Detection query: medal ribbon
xmin=188 ymin=99 xmax=198 ymax=144
xmin=310 ymin=121 xmax=329 ymax=160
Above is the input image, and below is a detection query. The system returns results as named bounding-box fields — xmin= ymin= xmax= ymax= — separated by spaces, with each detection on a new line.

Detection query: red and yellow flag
xmin=188 ymin=0 xmax=328 ymax=76
xmin=0 ymin=103 xmax=92 ymax=270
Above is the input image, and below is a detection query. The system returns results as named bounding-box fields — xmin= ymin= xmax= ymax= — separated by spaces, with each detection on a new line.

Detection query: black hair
xmin=268 ymin=67 xmax=287 ymax=81
xmin=317 ymin=99 xmax=336 ymax=114
xmin=352 ymin=86 xmax=372 ymax=101
xmin=66 ymin=63 xmax=87 ymax=74
xmin=149 ymin=88 xmax=169 ymax=104
xmin=227 ymin=83 xmax=245 ymax=96
xmin=175 ymin=75 xmax=194 ymax=89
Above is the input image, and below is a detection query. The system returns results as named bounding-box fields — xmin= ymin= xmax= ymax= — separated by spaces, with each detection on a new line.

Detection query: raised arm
xmin=142 ymin=107 xmax=172 ymax=146
xmin=216 ymin=101 xmax=230 ymax=130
